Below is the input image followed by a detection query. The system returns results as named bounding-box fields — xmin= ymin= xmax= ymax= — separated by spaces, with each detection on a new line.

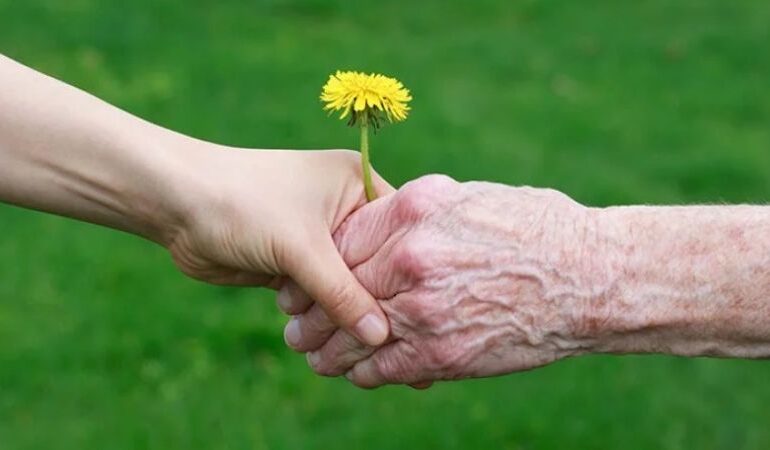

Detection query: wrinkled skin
xmin=282 ymin=174 xmax=613 ymax=388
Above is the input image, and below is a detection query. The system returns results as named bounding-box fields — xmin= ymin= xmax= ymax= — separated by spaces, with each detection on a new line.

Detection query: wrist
xmin=125 ymin=128 xmax=222 ymax=247
xmin=574 ymin=206 xmax=650 ymax=354
xmin=551 ymin=204 xmax=628 ymax=357
xmin=479 ymin=187 xmax=613 ymax=359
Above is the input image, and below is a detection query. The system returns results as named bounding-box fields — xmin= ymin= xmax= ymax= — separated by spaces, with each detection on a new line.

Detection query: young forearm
xmin=0 ymin=54 xmax=199 ymax=244
xmin=590 ymin=205 xmax=770 ymax=358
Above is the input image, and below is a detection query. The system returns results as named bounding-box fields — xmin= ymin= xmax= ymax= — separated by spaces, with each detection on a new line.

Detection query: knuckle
xmin=412 ymin=174 xmax=457 ymax=192
xmin=373 ymin=353 xmax=406 ymax=383
xmin=320 ymin=334 xmax=363 ymax=377
xmin=395 ymin=175 xmax=455 ymax=222
xmin=393 ymin=191 xmax=427 ymax=223
xmin=374 ymin=342 xmax=422 ymax=383
xmin=392 ymin=236 xmax=433 ymax=280
xmin=335 ymin=330 xmax=366 ymax=355
xmin=303 ymin=305 xmax=334 ymax=334
xmin=540 ymin=187 xmax=574 ymax=205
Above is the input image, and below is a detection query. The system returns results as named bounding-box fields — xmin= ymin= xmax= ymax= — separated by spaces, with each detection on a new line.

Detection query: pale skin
xmin=284 ymin=175 xmax=770 ymax=388
xmin=0 ymin=54 xmax=393 ymax=347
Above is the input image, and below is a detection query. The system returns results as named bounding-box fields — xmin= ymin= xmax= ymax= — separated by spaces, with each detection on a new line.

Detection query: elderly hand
xmin=282 ymin=174 xmax=614 ymax=387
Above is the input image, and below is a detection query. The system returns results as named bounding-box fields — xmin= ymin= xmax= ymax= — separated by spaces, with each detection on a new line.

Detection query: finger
xmin=349 ymin=232 xmax=417 ymax=299
xmin=306 ymin=328 xmax=376 ymax=377
xmin=276 ymin=280 xmax=313 ymax=315
xmin=284 ymin=303 xmax=336 ymax=352
xmin=335 ymin=174 xmax=455 ymax=270
xmin=345 ymin=340 xmax=426 ymax=389
xmin=333 ymin=191 xmax=399 ymax=268
xmin=285 ymin=234 xmax=389 ymax=346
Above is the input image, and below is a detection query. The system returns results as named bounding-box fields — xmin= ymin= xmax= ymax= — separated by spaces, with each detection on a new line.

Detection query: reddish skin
xmin=283 ymin=175 xmax=770 ymax=388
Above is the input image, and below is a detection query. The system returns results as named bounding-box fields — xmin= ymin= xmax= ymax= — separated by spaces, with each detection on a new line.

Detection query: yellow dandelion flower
xmin=320 ymin=70 xmax=412 ymax=202
xmin=321 ymin=71 xmax=412 ymax=126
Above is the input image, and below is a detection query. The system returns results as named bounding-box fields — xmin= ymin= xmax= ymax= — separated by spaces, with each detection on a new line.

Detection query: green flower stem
xmin=360 ymin=118 xmax=376 ymax=202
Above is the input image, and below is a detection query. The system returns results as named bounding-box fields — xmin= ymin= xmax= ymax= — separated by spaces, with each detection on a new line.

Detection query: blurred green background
xmin=1 ymin=0 xmax=769 ymax=449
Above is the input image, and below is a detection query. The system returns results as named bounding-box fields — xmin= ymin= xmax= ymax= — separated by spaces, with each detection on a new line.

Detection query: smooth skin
xmin=0 ymin=54 xmax=391 ymax=347
xmin=284 ymin=175 xmax=770 ymax=388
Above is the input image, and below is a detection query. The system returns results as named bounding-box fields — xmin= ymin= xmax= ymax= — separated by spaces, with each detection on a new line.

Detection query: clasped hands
xmin=0 ymin=54 xmax=605 ymax=389
xmin=166 ymin=148 xmax=607 ymax=389
xmin=4 ymin=54 xmax=768 ymax=392
xmin=278 ymin=170 xmax=599 ymax=388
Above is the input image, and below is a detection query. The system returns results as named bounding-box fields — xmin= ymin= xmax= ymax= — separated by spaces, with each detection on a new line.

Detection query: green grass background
xmin=1 ymin=0 xmax=769 ymax=448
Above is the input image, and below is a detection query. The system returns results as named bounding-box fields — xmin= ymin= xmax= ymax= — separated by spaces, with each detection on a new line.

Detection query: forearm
xmin=590 ymin=205 xmax=770 ymax=358
xmin=0 ymin=54 xmax=201 ymax=244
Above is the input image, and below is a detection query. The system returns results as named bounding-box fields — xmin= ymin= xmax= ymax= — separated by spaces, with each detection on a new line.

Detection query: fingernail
xmin=284 ymin=317 xmax=301 ymax=348
xmin=276 ymin=287 xmax=292 ymax=312
xmin=345 ymin=371 xmax=354 ymax=381
xmin=307 ymin=351 xmax=321 ymax=368
xmin=354 ymin=313 xmax=388 ymax=346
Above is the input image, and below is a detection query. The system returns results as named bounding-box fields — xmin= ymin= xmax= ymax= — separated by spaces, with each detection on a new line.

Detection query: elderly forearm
xmin=0 ymin=54 xmax=201 ymax=244
xmin=589 ymin=205 xmax=770 ymax=358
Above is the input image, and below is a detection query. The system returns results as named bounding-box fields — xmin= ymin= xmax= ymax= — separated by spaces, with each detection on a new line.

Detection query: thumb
xmin=284 ymin=233 xmax=389 ymax=347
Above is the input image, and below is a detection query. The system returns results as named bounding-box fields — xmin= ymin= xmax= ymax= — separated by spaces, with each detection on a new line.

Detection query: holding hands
xmin=281 ymin=175 xmax=608 ymax=388
xmin=4 ymin=53 xmax=770 ymax=391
